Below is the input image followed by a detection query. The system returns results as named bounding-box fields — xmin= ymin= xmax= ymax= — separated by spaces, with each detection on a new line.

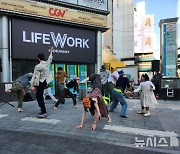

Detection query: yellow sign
xmin=0 ymin=0 xmax=107 ymax=28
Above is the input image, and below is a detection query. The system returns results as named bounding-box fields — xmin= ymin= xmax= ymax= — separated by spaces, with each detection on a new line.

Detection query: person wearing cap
xmin=99 ymin=65 xmax=111 ymax=103
xmin=109 ymin=70 xmax=130 ymax=118
xmin=116 ymin=70 xmax=130 ymax=93
xmin=6 ymin=73 xmax=33 ymax=112
xmin=76 ymin=74 xmax=111 ymax=131
xmin=54 ymin=77 xmax=79 ymax=109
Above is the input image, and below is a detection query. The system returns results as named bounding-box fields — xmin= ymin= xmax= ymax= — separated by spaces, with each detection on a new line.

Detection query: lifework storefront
xmin=11 ymin=18 xmax=97 ymax=94
xmin=0 ymin=0 xmax=108 ymax=99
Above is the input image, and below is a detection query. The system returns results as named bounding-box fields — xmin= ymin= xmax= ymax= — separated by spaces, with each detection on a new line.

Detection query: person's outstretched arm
xmin=47 ymin=46 xmax=53 ymax=64
xmin=79 ymin=77 xmax=89 ymax=84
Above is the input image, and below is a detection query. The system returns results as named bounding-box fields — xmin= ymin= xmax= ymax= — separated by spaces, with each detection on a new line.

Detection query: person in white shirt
xmin=99 ymin=65 xmax=111 ymax=103
xmin=31 ymin=47 xmax=53 ymax=118
xmin=106 ymin=70 xmax=119 ymax=101
xmin=134 ymin=74 xmax=158 ymax=117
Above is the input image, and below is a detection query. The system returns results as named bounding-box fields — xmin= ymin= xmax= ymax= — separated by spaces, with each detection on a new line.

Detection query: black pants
xmin=55 ymin=88 xmax=76 ymax=107
xmin=36 ymin=81 xmax=47 ymax=114
xmin=154 ymin=84 xmax=160 ymax=95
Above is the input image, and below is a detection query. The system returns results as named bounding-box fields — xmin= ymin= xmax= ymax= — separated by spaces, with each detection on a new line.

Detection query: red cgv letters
xmin=49 ymin=8 xmax=66 ymax=17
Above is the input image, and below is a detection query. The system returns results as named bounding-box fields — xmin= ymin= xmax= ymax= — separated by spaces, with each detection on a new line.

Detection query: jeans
xmin=57 ymin=83 xmax=65 ymax=97
xmin=36 ymin=81 xmax=47 ymax=114
xmin=109 ymin=91 xmax=128 ymax=116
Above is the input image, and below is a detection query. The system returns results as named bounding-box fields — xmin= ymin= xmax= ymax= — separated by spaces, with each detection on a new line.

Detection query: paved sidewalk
xmin=0 ymin=98 xmax=180 ymax=153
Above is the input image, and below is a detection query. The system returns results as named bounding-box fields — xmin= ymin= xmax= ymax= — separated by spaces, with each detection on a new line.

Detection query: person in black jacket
xmin=54 ymin=77 xmax=79 ymax=109
xmin=109 ymin=70 xmax=130 ymax=118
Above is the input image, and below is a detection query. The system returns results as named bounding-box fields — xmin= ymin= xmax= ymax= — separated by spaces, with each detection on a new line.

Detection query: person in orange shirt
xmin=55 ymin=67 xmax=68 ymax=100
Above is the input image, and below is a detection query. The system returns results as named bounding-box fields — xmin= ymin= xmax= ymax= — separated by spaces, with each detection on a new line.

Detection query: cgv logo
xmin=49 ymin=8 xmax=67 ymax=17
xmin=22 ymin=31 xmax=90 ymax=49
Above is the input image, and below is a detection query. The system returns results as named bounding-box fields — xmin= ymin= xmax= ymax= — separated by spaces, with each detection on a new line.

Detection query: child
xmin=134 ymin=74 xmax=157 ymax=117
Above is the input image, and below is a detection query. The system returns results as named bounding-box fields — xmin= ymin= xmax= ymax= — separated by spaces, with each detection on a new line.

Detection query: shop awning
xmin=102 ymin=47 xmax=125 ymax=68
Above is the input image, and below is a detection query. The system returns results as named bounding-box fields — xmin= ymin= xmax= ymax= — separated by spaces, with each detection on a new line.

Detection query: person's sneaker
xmin=54 ymin=106 xmax=58 ymax=110
xmin=54 ymin=99 xmax=58 ymax=103
xmin=74 ymin=105 xmax=78 ymax=108
xmin=37 ymin=113 xmax=47 ymax=118
xmin=121 ymin=115 xmax=128 ymax=118
xmin=137 ymin=110 xmax=145 ymax=114
xmin=18 ymin=108 xmax=23 ymax=112
xmin=144 ymin=112 xmax=150 ymax=117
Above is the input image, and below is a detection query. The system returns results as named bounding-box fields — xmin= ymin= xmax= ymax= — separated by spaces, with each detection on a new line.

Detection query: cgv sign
xmin=49 ymin=8 xmax=67 ymax=17
xmin=12 ymin=18 xmax=96 ymax=63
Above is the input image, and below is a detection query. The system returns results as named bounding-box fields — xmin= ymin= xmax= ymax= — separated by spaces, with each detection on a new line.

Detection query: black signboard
xmin=11 ymin=18 xmax=96 ymax=63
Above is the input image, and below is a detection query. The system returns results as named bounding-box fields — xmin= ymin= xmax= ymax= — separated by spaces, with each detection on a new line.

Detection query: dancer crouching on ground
xmin=76 ymin=74 xmax=111 ymax=131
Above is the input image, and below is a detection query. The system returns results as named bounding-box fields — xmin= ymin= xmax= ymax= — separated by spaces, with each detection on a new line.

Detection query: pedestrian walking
xmin=134 ymin=74 xmax=158 ymax=117
xmin=54 ymin=77 xmax=79 ymax=109
xmin=109 ymin=70 xmax=130 ymax=118
xmin=6 ymin=73 xmax=33 ymax=112
xmin=55 ymin=67 xmax=68 ymax=99
xmin=31 ymin=46 xmax=53 ymax=118
xmin=99 ymin=65 xmax=111 ymax=103
xmin=76 ymin=74 xmax=111 ymax=131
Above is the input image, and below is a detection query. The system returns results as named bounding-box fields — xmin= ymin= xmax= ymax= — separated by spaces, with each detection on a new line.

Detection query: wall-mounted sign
xmin=0 ymin=0 xmax=107 ymax=28
xmin=12 ymin=18 xmax=96 ymax=63
xmin=78 ymin=0 xmax=108 ymax=11
xmin=163 ymin=23 xmax=177 ymax=77
xmin=54 ymin=0 xmax=108 ymax=11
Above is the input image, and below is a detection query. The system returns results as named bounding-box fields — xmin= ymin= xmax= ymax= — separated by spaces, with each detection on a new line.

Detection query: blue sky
xmin=134 ymin=0 xmax=180 ymax=52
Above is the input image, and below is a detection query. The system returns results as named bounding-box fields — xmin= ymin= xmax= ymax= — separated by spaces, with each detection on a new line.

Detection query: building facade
xmin=0 ymin=0 xmax=109 ymax=83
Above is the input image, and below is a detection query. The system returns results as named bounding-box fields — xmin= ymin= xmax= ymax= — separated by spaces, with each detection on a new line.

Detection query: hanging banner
xmin=67 ymin=65 xmax=77 ymax=81
xmin=49 ymin=64 xmax=56 ymax=95
xmin=78 ymin=65 xmax=87 ymax=89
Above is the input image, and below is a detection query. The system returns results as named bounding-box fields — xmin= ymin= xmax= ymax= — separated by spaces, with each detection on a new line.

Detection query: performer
xmin=6 ymin=73 xmax=33 ymax=112
xmin=31 ymin=47 xmax=53 ymax=118
xmin=76 ymin=74 xmax=111 ymax=131
xmin=54 ymin=77 xmax=79 ymax=109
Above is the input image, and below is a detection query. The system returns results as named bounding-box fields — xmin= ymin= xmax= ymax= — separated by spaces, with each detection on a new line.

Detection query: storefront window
xmin=12 ymin=60 xmax=37 ymax=80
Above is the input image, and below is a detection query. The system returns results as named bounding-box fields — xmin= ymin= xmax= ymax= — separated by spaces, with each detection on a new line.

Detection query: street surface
xmin=0 ymin=97 xmax=180 ymax=154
